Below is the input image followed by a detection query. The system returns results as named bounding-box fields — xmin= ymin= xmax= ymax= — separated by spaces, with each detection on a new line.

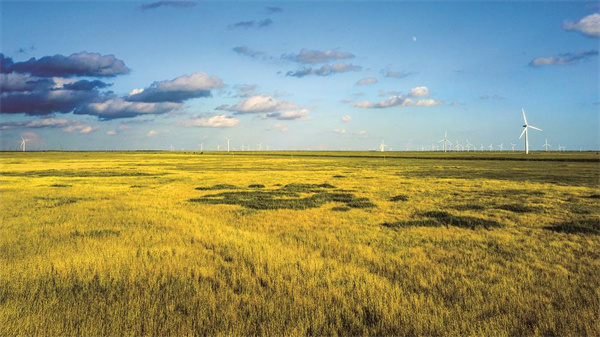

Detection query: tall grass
xmin=1 ymin=152 xmax=599 ymax=335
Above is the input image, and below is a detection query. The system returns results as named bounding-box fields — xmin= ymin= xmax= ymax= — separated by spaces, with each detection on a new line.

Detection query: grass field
xmin=1 ymin=151 xmax=599 ymax=336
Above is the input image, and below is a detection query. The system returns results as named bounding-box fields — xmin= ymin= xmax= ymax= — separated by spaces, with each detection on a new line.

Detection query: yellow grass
xmin=1 ymin=151 xmax=599 ymax=335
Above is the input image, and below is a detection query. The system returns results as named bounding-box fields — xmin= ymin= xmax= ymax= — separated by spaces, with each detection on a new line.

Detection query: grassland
xmin=1 ymin=151 xmax=599 ymax=336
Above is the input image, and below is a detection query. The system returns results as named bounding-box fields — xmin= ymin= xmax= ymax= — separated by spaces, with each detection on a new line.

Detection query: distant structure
xmin=519 ymin=108 xmax=542 ymax=154
xmin=498 ymin=143 xmax=504 ymax=151
xmin=20 ymin=137 xmax=28 ymax=152
xmin=543 ymin=139 xmax=551 ymax=152
xmin=256 ymin=142 xmax=263 ymax=151
xmin=198 ymin=143 xmax=204 ymax=152
xmin=225 ymin=137 xmax=232 ymax=152
xmin=437 ymin=132 xmax=452 ymax=152
xmin=511 ymin=143 xmax=517 ymax=152
xmin=465 ymin=139 xmax=473 ymax=152
xmin=488 ymin=144 xmax=494 ymax=151
xmin=379 ymin=140 xmax=388 ymax=152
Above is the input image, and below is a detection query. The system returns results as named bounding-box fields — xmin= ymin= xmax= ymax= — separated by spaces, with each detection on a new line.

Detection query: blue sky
xmin=1 ymin=1 xmax=598 ymax=151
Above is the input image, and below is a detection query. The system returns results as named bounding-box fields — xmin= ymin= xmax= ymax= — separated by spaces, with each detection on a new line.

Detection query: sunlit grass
xmin=0 ymin=151 xmax=599 ymax=335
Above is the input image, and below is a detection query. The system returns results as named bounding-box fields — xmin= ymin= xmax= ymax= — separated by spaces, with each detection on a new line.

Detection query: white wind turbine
xmin=198 ymin=143 xmax=204 ymax=152
xmin=488 ymin=143 xmax=494 ymax=151
xmin=519 ymin=108 xmax=542 ymax=154
xmin=558 ymin=145 xmax=565 ymax=152
xmin=455 ymin=140 xmax=462 ymax=151
xmin=480 ymin=144 xmax=485 ymax=151
xmin=379 ymin=140 xmax=388 ymax=152
xmin=256 ymin=142 xmax=263 ymax=151
xmin=225 ymin=137 xmax=232 ymax=152
xmin=216 ymin=144 xmax=221 ymax=151
xmin=543 ymin=139 xmax=551 ymax=152
xmin=465 ymin=139 xmax=473 ymax=152
xmin=511 ymin=143 xmax=516 ymax=152
xmin=169 ymin=145 xmax=175 ymax=151
xmin=498 ymin=143 xmax=504 ymax=151
xmin=20 ymin=137 xmax=28 ymax=152
xmin=437 ymin=132 xmax=452 ymax=152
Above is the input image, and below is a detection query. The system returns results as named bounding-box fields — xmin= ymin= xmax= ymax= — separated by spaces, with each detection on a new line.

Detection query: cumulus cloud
xmin=409 ymin=86 xmax=430 ymax=97
xmin=62 ymin=124 xmax=99 ymax=134
xmin=480 ymin=94 xmax=505 ymax=100
xmin=529 ymin=50 xmax=598 ymax=67
xmin=126 ymin=71 xmax=223 ymax=103
xmin=63 ymin=79 xmax=111 ymax=91
xmin=334 ymin=129 xmax=346 ymax=134
xmin=0 ymin=73 xmax=54 ymax=92
xmin=286 ymin=63 xmax=361 ymax=77
xmin=216 ymin=94 xmax=296 ymax=113
xmin=283 ymin=49 xmax=355 ymax=63
xmin=354 ymin=86 xmax=443 ymax=109
xmin=341 ymin=98 xmax=355 ymax=104
xmin=75 ymin=97 xmax=181 ymax=119
xmin=265 ymin=108 xmax=310 ymax=120
xmin=140 ymin=0 xmax=196 ymax=10
xmin=1 ymin=52 xmax=130 ymax=77
xmin=1 ymin=118 xmax=70 ymax=130
xmin=564 ymin=13 xmax=600 ymax=38
xmin=356 ymin=77 xmax=378 ymax=86
xmin=181 ymin=114 xmax=240 ymax=128
xmin=106 ymin=130 xmax=117 ymax=135
xmin=341 ymin=115 xmax=352 ymax=122
xmin=1 ymin=89 xmax=100 ymax=115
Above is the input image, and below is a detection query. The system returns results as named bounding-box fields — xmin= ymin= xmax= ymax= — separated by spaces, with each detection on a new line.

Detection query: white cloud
xmin=356 ymin=77 xmax=378 ymax=86
xmin=341 ymin=115 xmax=352 ymax=123
xmin=334 ymin=128 xmax=346 ymax=134
xmin=182 ymin=115 xmax=240 ymax=128
xmin=62 ymin=124 xmax=99 ymax=134
xmin=75 ymin=98 xmax=181 ymax=119
xmin=356 ymin=130 xmax=367 ymax=135
xmin=409 ymin=86 xmax=430 ymax=97
xmin=106 ymin=130 xmax=117 ymax=135
xmin=529 ymin=50 xmax=598 ymax=67
xmin=217 ymin=94 xmax=296 ymax=113
xmin=147 ymin=130 xmax=159 ymax=137
xmin=564 ymin=13 xmax=600 ymax=38
xmin=266 ymin=108 xmax=310 ymax=120
xmin=286 ymin=63 xmax=362 ymax=77
xmin=341 ymin=98 xmax=355 ymax=104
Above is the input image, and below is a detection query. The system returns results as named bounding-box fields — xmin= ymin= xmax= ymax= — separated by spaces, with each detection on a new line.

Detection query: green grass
xmin=1 ymin=151 xmax=599 ymax=336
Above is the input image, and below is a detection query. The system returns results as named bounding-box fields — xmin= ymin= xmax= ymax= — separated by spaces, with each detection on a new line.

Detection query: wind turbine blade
xmin=528 ymin=125 xmax=542 ymax=131
xmin=519 ymin=127 xmax=526 ymax=139
xmin=522 ymin=108 xmax=528 ymax=125
xmin=437 ymin=139 xmax=444 ymax=143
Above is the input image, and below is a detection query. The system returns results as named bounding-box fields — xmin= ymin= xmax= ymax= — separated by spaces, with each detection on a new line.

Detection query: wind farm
xmin=1 ymin=1 xmax=599 ymax=336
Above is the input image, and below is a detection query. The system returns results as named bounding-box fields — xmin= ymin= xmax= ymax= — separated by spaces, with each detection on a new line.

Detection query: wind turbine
xmin=437 ymin=132 xmax=452 ymax=152
xmin=225 ymin=137 xmax=232 ymax=152
xmin=498 ymin=143 xmax=504 ymax=151
xmin=256 ymin=142 xmax=263 ymax=151
xmin=455 ymin=140 xmax=462 ymax=152
xmin=465 ymin=139 xmax=473 ymax=152
xmin=379 ymin=140 xmax=388 ymax=152
xmin=216 ymin=144 xmax=221 ymax=151
xmin=543 ymin=139 xmax=551 ymax=152
xmin=20 ymin=137 xmax=28 ymax=152
xmin=198 ymin=143 xmax=204 ymax=152
xmin=519 ymin=108 xmax=542 ymax=154
xmin=558 ymin=145 xmax=565 ymax=152
xmin=480 ymin=144 xmax=485 ymax=151
xmin=169 ymin=145 xmax=175 ymax=151
xmin=488 ymin=143 xmax=494 ymax=151
xmin=511 ymin=143 xmax=516 ymax=152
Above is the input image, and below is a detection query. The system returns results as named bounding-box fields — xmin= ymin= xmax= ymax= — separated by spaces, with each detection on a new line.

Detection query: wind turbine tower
xmin=543 ymin=139 xmax=551 ymax=152
xmin=379 ymin=140 xmax=388 ymax=152
xmin=511 ymin=143 xmax=516 ymax=152
xmin=225 ymin=137 xmax=232 ymax=152
xmin=519 ymin=108 xmax=542 ymax=154
xmin=437 ymin=132 xmax=452 ymax=152
xmin=20 ymin=137 xmax=28 ymax=152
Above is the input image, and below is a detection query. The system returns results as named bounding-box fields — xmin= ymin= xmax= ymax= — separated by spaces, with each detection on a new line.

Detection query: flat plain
xmin=1 ymin=151 xmax=599 ymax=336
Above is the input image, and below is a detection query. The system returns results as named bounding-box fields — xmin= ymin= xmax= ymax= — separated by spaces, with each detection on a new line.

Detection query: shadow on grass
xmin=49 ymin=184 xmax=72 ymax=188
xmin=383 ymin=211 xmax=504 ymax=230
xmin=544 ymin=218 xmax=599 ymax=235
xmin=496 ymin=204 xmax=542 ymax=213
xmin=451 ymin=204 xmax=486 ymax=211
xmin=190 ymin=183 xmax=375 ymax=210
xmin=195 ymin=184 xmax=238 ymax=191
xmin=390 ymin=195 xmax=409 ymax=202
